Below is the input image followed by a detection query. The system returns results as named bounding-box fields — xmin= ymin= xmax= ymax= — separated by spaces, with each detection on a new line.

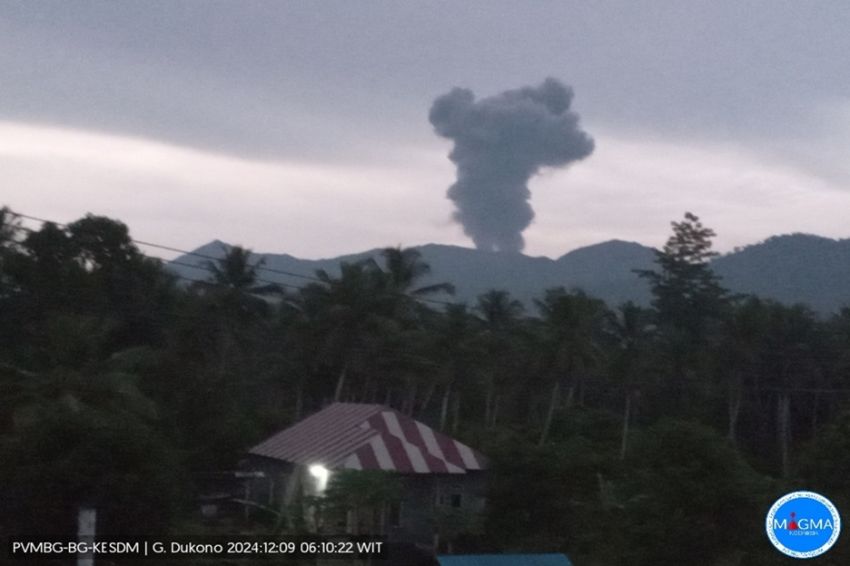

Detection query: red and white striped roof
xmin=249 ymin=403 xmax=486 ymax=474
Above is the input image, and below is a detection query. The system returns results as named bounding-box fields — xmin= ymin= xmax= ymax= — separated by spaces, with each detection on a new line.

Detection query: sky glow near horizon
xmin=3 ymin=120 xmax=849 ymax=260
xmin=2 ymin=2 xmax=850 ymax=259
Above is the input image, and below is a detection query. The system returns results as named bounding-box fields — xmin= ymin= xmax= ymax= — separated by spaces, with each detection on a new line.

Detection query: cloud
xmin=0 ymin=122 xmax=463 ymax=259
xmin=526 ymin=130 xmax=850 ymax=254
xmin=2 ymin=121 xmax=848 ymax=263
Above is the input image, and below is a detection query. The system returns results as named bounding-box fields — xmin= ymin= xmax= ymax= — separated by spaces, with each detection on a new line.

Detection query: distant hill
xmin=168 ymin=233 xmax=850 ymax=314
xmin=712 ymin=234 xmax=850 ymax=314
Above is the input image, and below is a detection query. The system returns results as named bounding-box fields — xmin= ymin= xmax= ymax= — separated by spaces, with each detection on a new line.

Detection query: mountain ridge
xmin=168 ymin=233 xmax=850 ymax=314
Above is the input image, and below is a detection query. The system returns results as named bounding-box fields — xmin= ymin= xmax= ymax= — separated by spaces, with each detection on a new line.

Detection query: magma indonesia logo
xmin=766 ymin=491 xmax=841 ymax=558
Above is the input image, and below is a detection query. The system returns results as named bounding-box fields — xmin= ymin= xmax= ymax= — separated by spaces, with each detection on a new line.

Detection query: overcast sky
xmin=2 ymin=1 xmax=850 ymax=259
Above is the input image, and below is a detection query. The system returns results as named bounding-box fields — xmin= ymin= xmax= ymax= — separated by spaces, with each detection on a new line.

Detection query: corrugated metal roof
xmin=437 ymin=554 xmax=573 ymax=566
xmin=249 ymin=402 xmax=487 ymax=474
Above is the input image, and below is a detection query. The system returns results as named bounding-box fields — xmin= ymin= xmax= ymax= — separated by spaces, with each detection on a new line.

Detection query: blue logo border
xmin=765 ymin=490 xmax=841 ymax=559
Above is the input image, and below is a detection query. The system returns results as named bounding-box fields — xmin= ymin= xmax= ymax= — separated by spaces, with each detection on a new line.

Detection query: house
xmin=437 ymin=554 xmax=574 ymax=566
xmin=244 ymin=402 xmax=487 ymax=546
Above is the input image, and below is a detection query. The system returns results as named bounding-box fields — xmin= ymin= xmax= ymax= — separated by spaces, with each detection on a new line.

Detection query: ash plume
xmin=429 ymin=78 xmax=594 ymax=252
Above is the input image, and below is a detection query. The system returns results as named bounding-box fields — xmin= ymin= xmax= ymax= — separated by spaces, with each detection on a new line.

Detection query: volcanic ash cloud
xmin=429 ymin=78 xmax=595 ymax=252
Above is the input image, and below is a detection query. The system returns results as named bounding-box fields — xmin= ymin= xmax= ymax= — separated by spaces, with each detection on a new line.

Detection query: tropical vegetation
xmin=1 ymin=206 xmax=849 ymax=565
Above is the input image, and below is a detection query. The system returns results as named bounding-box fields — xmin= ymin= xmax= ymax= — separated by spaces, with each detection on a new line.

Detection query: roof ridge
xmin=249 ymin=402 xmax=486 ymax=473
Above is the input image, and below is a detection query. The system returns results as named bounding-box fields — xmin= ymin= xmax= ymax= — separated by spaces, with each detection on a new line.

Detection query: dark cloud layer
xmin=2 ymin=3 xmax=846 ymax=169
xmin=429 ymin=78 xmax=594 ymax=252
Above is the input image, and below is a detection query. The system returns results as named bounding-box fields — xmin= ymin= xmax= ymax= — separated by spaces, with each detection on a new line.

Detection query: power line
xmin=13 ymin=211 xmax=321 ymax=283
xmin=13 ymin=222 xmax=308 ymax=295
xmin=166 ymin=258 xmax=302 ymax=292
xmin=8 ymin=209 xmax=459 ymax=307
xmin=1 ymin=229 xmax=442 ymax=368
xmin=15 ymin=221 xmax=300 ymax=293
xmin=11 ymin=224 xmax=243 ymax=290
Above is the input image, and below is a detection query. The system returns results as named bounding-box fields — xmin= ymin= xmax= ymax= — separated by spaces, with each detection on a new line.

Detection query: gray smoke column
xmin=429 ymin=78 xmax=594 ymax=252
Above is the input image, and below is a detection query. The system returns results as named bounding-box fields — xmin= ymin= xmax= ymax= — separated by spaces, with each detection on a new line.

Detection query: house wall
xmin=241 ymin=456 xmax=488 ymax=549
xmin=392 ymin=472 xmax=487 ymax=546
xmin=241 ymin=455 xmax=295 ymax=514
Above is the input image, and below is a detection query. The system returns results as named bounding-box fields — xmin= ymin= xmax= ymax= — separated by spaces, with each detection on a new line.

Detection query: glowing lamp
xmin=308 ymin=464 xmax=330 ymax=492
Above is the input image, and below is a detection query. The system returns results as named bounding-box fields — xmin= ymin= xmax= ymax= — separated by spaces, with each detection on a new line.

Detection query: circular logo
xmin=766 ymin=491 xmax=841 ymax=559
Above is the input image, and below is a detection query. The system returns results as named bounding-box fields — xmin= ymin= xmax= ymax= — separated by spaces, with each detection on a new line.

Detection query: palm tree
xmin=380 ymin=246 xmax=455 ymax=298
xmin=193 ymin=245 xmax=280 ymax=382
xmin=475 ymin=290 xmax=523 ymax=330
xmin=758 ymin=302 xmax=821 ymax=477
xmin=425 ymin=304 xmax=484 ymax=430
xmin=474 ymin=290 xmax=524 ymax=428
xmin=610 ymin=302 xmax=655 ymax=459
xmin=379 ymin=246 xmax=455 ymax=331
xmin=294 ymin=261 xmax=397 ymax=403
xmin=198 ymin=245 xmax=280 ymax=300
xmin=718 ymin=297 xmax=768 ymax=445
xmin=373 ymin=247 xmax=458 ymax=412
xmin=535 ymin=288 xmax=609 ymax=445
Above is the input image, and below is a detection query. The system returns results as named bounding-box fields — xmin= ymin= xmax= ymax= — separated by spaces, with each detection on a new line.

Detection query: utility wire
xmin=9 ymin=209 xmax=459 ymax=306
xmin=3 ymin=225 xmax=441 ymax=368
xmin=13 ymin=211 xmax=320 ymax=282
xmin=14 ymin=223 xmax=305 ymax=293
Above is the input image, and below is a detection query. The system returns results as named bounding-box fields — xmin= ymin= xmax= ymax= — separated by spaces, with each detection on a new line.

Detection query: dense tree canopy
xmin=2 ymin=208 xmax=849 ymax=564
